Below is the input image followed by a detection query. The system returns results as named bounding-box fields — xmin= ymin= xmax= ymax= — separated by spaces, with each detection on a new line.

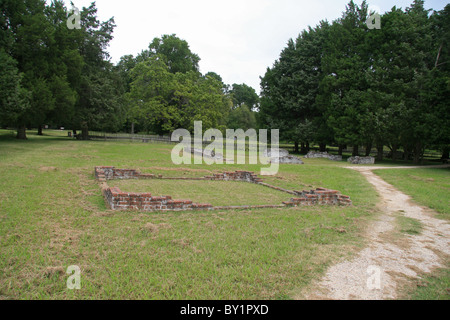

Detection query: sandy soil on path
xmin=298 ymin=165 xmax=450 ymax=300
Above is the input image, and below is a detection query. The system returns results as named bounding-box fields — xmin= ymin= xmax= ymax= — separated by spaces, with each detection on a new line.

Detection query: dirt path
xmin=300 ymin=165 xmax=450 ymax=300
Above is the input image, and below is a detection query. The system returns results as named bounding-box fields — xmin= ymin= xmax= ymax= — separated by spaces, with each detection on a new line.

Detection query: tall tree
xmin=0 ymin=49 xmax=30 ymax=131
xmin=260 ymin=21 xmax=330 ymax=153
xmin=229 ymin=83 xmax=259 ymax=110
xmin=427 ymin=4 xmax=450 ymax=160
xmin=319 ymin=1 xmax=371 ymax=156
xmin=0 ymin=0 xmax=119 ymax=139
xmin=126 ymin=55 xmax=230 ymax=135
xmin=2 ymin=0 xmax=54 ymax=138
xmin=261 ymin=0 xmax=447 ymax=161
xmin=143 ymin=34 xmax=201 ymax=74
xmin=227 ymin=104 xmax=257 ymax=131
xmin=71 ymin=2 xmax=124 ymax=139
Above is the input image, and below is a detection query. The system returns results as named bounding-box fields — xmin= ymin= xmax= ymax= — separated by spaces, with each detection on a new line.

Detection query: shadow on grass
xmin=0 ymin=134 xmax=73 ymax=146
xmin=0 ymin=131 xmax=109 ymax=145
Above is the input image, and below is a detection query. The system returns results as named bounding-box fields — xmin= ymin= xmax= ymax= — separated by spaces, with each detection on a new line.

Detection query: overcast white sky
xmin=64 ymin=0 xmax=447 ymax=93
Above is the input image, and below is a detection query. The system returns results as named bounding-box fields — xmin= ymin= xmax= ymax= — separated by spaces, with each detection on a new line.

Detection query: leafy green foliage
xmin=227 ymin=104 xmax=257 ymax=130
xmin=229 ymin=83 xmax=259 ymax=110
xmin=260 ymin=21 xmax=331 ymax=148
xmin=260 ymin=0 xmax=449 ymax=162
xmin=137 ymin=34 xmax=201 ymax=74
xmin=126 ymin=55 xmax=231 ymax=134
xmin=0 ymin=0 xmax=124 ymax=138
xmin=0 ymin=49 xmax=30 ymax=125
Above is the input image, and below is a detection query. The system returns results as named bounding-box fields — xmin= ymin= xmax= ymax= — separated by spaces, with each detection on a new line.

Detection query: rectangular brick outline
xmin=95 ymin=166 xmax=352 ymax=212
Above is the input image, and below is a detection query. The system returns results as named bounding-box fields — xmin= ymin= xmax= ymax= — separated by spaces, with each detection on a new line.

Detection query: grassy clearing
xmin=112 ymin=180 xmax=291 ymax=207
xmin=0 ymin=130 xmax=380 ymax=299
xmin=373 ymin=168 xmax=450 ymax=220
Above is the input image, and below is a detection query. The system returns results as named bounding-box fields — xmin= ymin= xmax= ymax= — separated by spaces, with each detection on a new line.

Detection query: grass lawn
xmin=111 ymin=180 xmax=292 ymax=207
xmin=373 ymin=168 xmax=450 ymax=220
xmin=0 ymin=130 xmax=380 ymax=299
xmin=0 ymin=129 xmax=442 ymax=300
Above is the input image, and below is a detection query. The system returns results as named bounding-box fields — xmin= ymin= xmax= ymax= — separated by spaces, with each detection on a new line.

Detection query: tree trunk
xmin=131 ymin=122 xmax=135 ymax=135
xmin=81 ymin=122 xmax=89 ymax=140
xmin=391 ymin=144 xmax=398 ymax=161
xmin=37 ymin=125 xmax=43 ymax=136
xmin=413 ymin=141 xmax=423 ymax=165
xmin=403 ymin=147 xmax=411 ymax=162
xmin=365 ymin=142 xmax=372 ymax=157
xmin=338 ymin=145 xmax=344 ymax=156
xmin=441 ymin=147 xmax=449 ymax=160
xmin=73 ymin=129 xmax=77 ymax=136
xmin=300 ymin=142 xmax=307 ymax=154
xmin=352 ymin=145 xmax=359 ymax=157
xmin=306 ymin=142 xmax=310 ymax=153
xmin=16 ymin=125 xmax=27 ymax=140
xmin=294 ymin=141 xmax=299 ymax=154
xmin=376 ymin=144 xmax=384 ymax=161
xmin=319 ymin=143 xmax=326 ymax=152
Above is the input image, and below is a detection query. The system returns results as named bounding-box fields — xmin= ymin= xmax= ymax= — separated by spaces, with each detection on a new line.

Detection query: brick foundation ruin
xmin=95 ymin=166 xmax=352 ymax=212
xmin=284 ymin=188 xmax=352 ymax=206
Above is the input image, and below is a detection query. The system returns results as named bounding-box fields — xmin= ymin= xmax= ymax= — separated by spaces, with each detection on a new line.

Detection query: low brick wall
xmin=103 ymin=186 xmax=213 ymax=211
xmin=95 ymin=167 xmax=352 ymax=212
xmin=95 ymin=166 xmax=155 ymax=180
xmin=96 ymin=166 xmax=212 ymax=212
xmin=95 ymin=167 xmax=262 ymax=183
xmin=204 ymin=171 xmax=263 ymax=183
xmin=283 ymin=188 xmax=352 ymax=206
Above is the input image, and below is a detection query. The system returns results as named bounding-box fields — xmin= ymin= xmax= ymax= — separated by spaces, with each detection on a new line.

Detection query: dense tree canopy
xmin=260 ymin=21 xmax=330 ymax=152
xmin=260 ymin=0 xmax=450 ymax=162
xmin=0 ymin=49 xmax=30 ymax=126
xmin=118 ymin=34 xmax=235 ymax=135
xmin=135 ymin=34 xmax=201 ymax=75
xmin=1 ymin=0 xmax=447 ymax=162
xmin=0 ymin=0 xmax=123 ymax=139
xmin=229 ymin=83 xmax=260 ymax=110
xmin=125 ymin=54 xmax=231 ymax=135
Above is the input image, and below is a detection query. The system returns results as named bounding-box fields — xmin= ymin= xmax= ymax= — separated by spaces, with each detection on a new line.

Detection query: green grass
xmin=373 ymin=168 xmax=450 ymax=220
xmin=396 ymin=216 xmax=423 ymax=236
xmin=0 ymin=130 xmax=382 ymax=299
xmin=112 ymin=180 xmax=291 ymax=207
xmin=1 ymin=129 xmax=446 ymax=300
